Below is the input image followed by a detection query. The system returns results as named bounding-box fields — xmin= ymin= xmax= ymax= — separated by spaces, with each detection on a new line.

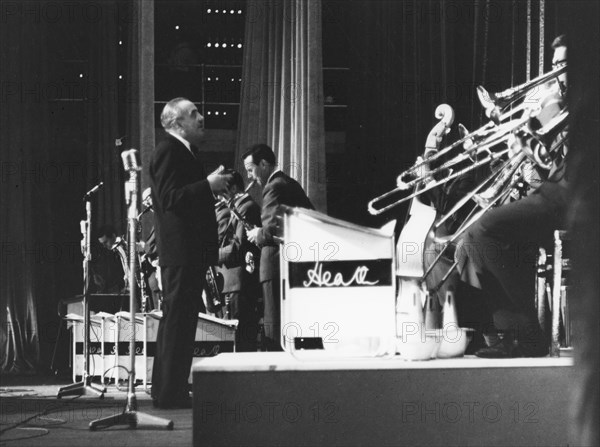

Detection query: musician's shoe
xmin=475 ymin=337 xmax=518 ymax=358
xmin=475 ymin=333 xmax=548 ymax=358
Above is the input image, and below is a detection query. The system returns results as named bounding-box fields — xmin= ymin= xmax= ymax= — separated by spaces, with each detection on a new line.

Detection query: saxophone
xmin=218 ymin=183 xmax=259 ymax=274
xmin=205 ymin=265 xmax=224 ymax=317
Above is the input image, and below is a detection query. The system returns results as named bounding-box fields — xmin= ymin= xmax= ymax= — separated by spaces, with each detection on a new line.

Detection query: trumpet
xmin=477 ymin=63 xmax=567 ymax=123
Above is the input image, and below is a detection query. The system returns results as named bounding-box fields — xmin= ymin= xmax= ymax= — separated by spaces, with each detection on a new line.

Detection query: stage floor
xmin=0 ymin=375 xmax=189 ymax=447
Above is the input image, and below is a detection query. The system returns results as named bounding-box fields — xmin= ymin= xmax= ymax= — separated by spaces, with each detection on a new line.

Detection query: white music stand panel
xmin=281 ymin=208 xmax=396 ymax=357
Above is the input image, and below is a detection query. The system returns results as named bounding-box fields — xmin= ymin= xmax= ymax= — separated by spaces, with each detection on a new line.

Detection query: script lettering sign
xmin=289 ymin=260 xmax=392 ymax=289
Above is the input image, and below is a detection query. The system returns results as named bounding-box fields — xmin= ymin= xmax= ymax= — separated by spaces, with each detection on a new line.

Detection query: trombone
xmin=367 ymin=115 xmax=527 ymax=216
xmin=477 ymin=64 xmax=567 ymax=123
xmin=368 ymin=65 xmax=568 ymax=217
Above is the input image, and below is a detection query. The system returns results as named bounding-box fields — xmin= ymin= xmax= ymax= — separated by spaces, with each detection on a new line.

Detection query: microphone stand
xmin=90 ymin=149 xmax=172 ymax=430
xmin=57 ymin=191 xmax=107 ymax=399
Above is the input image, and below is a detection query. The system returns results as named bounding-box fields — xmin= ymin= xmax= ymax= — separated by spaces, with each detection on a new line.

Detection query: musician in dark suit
xmin=216 ymin=169 xmax=262 ymax=351
xmin=96 ymin=224 xmax=129 ymax=293
xmin=149 ymin=97 xmax=232 ymax=409
xmin=455 ymin=36 xmax=569 ymax=358
xmin=138 ymin=188 xmax=161 ymax=311
xmin=243 ymin=144 xmax=314 ymax=351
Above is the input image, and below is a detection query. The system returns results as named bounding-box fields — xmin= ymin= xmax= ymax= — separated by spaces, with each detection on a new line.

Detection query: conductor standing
xmin=150 ymin=97 xmax=232 ymax=409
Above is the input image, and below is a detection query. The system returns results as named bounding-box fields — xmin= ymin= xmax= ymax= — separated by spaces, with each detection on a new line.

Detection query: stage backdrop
xmin=235 ymin=0 xmax=328 ymax=212
xmin=1 ymin=1 xmax=128 ymax=374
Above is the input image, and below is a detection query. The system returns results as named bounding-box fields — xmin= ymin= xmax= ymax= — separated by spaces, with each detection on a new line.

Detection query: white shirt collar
xmin=166 ymin=129 xmax=192 ymax=153
xmin=267 ymin=169 xmax=282 ymax=184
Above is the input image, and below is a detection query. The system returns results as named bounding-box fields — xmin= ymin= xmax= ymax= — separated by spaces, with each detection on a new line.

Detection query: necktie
xmin=190 ymin=144 xmax=201 ymax=160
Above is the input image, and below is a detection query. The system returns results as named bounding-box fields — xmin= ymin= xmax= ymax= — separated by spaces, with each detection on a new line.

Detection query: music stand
xmin=58 ymin=185 xmax=107 ymax=399
xmin=90 ymin=149 xmax=173 ymax=430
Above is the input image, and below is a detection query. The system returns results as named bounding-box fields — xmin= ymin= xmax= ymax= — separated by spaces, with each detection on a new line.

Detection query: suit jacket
xmin=255 ymin=171 xmax=314 ymax=282
xmin=217 ymin=194 xmax=261 ymax=293
xmin=149 ymin=134 xmax=218 ymax=267
xmin=215 ymin=200 xmax=231 ymax=246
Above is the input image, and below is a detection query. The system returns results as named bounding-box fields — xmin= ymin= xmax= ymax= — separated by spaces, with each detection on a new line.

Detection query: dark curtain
xmin=86 ymin=0 xmax=125 ymax=231
xmin=127 ymin=0 xmax=155 ymax=201
xmin=0 ymin=5 xmax=52 ymax=372
xmin=235 ymin=0 xmax=327 ymax=211
xmin=332 ymin=0 xmax=565 ymax=227
xmin=1 ymin=0 xmax=128 ymax=373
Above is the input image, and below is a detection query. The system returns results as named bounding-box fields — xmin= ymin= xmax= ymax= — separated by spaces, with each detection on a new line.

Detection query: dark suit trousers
xmin=151 ymin=265 xmax=206 ymax=405
xmin=225 ymin=291 xmax=259 ymax=352
xmin=262 ymin=280 xmax=283 ymax=351
xmin=458 ymin=186 xmax=566 ymax=343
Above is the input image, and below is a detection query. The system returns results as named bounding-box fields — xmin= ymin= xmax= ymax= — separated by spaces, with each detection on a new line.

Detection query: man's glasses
xmin=552 ymin=59 xmax=566 ymax=68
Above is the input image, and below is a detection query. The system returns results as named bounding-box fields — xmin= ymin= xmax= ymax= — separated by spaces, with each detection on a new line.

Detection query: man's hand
xmin=208 ymin=165 xmax=233 ymax=196
xmin=246 ymin=227 xmax=259 ymax=244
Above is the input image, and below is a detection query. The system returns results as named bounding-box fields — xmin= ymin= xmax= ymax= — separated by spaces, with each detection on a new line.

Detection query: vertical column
xmin=137 ymin=0 xmax=155 ymax=192
xmin=526 ymin=0 xmax=532 ymax=81
xmin=539 ymin=0 xmax=545 ymax=74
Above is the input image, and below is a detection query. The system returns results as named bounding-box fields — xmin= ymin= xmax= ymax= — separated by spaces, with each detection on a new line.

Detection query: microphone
xmin=121 ymin=149 xmax=141 ymax=171
xmin=83 ymin=181 xmax=104 ymax=200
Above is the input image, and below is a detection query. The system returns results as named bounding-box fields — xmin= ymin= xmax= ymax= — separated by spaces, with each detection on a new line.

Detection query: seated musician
xmin=97 ymin=224 xmax=129 ymax=290
xmin=454 ymin=35 xmax=569 ymax=358
xmin=92 ymin=224 xmax=128 ymax=294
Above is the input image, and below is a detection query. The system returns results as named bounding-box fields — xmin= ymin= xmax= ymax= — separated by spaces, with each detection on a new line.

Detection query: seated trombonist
xmin=454 ymin=35 xmax=569 ymax=358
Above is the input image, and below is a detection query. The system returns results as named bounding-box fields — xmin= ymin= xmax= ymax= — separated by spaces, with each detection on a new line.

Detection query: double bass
xmin=395 ymin=104 xmax=455 ymax=311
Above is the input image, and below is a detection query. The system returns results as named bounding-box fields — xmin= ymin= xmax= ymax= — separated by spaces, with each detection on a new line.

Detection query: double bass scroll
xmin=396 ymin=104 xmax=455 ymax=279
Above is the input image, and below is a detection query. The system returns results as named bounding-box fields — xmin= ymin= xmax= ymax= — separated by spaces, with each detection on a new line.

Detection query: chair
xmin=535 ymin=230 xmax=571 ymax=357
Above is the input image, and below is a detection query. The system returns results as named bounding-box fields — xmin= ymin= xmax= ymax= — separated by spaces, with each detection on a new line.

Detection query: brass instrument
xmin=472 ymin=151 xmax=527 ymax=208
xmin=527 ymin=107 xmax=569 ymax=170
xmin=215 ymin=179 xmax=260 ymax=277
xmin=477 ymin=64 xmax=567 ymax=123
xmin=205 ymin=265 xmax=224 ymax=316
xmin=393 ymin=103 xmax=536 ymax=189
xmin=368 ymin=64 xmax=568 ymax=217
xmin=368 ymin=129 xmax=517 ymax=216
xmin=220 ymin=197 xmax=258 ymax=233
xmin=423 ymin=172 xmax=525 ymax=291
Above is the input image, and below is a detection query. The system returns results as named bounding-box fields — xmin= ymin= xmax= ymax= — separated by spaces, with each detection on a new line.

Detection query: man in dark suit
xmin=243 ymin=144 xmax=314 ymax=351
xmin=455 ymin=36 xmax=569 ymax=358
xmin=216 ymin=169 xmax=262 ymax=351
xmin=150 ymin=97 xmax=232 ymax=409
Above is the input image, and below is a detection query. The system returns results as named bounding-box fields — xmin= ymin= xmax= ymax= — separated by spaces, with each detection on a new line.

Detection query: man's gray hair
xmin=160 ymin=97 xmax=188 ymax=130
